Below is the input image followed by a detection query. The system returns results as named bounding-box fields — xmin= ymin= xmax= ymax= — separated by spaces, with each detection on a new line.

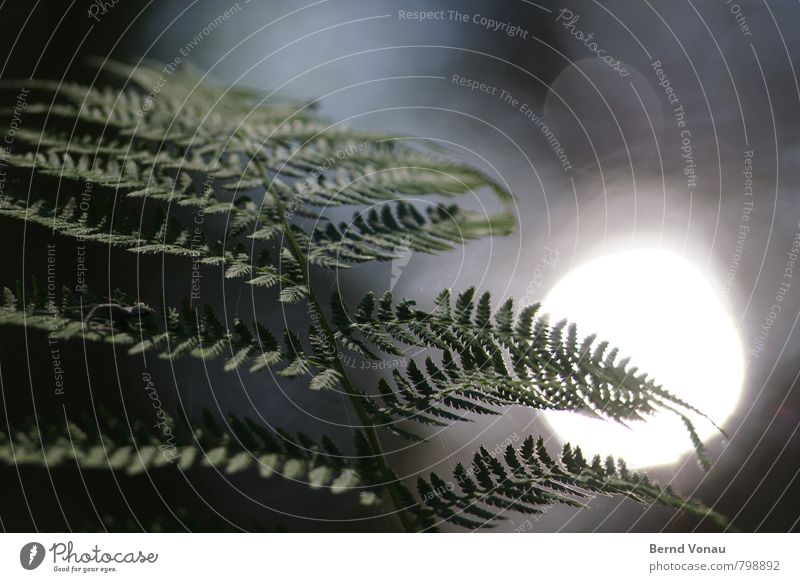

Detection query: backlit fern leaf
xmin=333 ymin=288 xmax=717 ymax=468
xmin=0 ymin=59 xmax=729 ymax=531
xmin=412 ymin=435 xmax=729 ymax=531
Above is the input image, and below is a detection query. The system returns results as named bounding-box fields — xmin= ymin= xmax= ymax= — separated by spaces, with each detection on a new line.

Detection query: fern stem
xmin=246 ymin=147 xmax=416 ymax=533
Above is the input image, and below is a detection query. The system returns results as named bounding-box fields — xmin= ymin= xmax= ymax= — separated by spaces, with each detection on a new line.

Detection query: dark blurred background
xmin=0 ymin=0 xmax=798 ymax=532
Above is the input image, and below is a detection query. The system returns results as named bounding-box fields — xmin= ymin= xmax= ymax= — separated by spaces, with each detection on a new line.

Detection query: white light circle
xmin=540 ymin=249 xmax=744 ymax=468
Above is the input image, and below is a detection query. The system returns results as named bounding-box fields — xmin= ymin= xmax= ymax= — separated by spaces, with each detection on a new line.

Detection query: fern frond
xmin=2 ymin=60 xmax=512 ymax=268
xmin=0 ymin=59 xmax=728 ymax=532
xmin=412 ymin=435 xmax=729 ymax=531
xmin=0 ymin=285 xmax=338 ymax=391
xmin=0 ymin=408 xmax=365 ymax=497
xmin=0 ymin=171 xmax=292 ymax=286
xmin=302 ymin=202 xmax=514 ymax=268
xmin=334 ymin=288 xmax=716 ymax=467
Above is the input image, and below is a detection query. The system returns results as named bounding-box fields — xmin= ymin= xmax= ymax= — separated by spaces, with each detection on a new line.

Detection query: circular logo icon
xmin=20 ymin=542 xmax=46 ymax=570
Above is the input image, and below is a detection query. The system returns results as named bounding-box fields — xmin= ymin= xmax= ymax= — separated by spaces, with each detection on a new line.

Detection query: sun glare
xmin=540 ymin=249 xmax=744 ymax=468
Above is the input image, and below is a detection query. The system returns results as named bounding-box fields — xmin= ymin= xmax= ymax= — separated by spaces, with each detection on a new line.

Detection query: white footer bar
xmin=0 ymin=533 xmax=796 ymax=580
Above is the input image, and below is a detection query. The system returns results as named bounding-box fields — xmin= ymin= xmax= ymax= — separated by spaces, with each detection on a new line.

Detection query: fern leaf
xmin=334 ymin=288 xmax=718 ymax=466
xmin=0 ymin=408 xmax=366 ymax=498
xmin=412 ymin=435 xmax=728 ymax=531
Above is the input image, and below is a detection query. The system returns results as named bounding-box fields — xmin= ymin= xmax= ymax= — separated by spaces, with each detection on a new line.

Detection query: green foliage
xmin=413 ymin=436 xmax=729 ymax=531
xmin=0 ymin=60 xmax=728 ymax=531
xmin=335 ymin=288 xmax=715 ymax=467
xmin=0 ymin=284 xmax=338 ymax=391
xmin=1 ymin=406 xmax=365 ymax=497
xmin=0 ymin=281 xmax=714 ymax=468
xmin=0 ymin=60 xmax=512 ymax=274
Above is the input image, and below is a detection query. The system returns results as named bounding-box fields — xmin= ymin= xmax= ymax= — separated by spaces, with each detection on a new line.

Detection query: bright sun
xmin=540 ymin=249 xmax=744 ymax=469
